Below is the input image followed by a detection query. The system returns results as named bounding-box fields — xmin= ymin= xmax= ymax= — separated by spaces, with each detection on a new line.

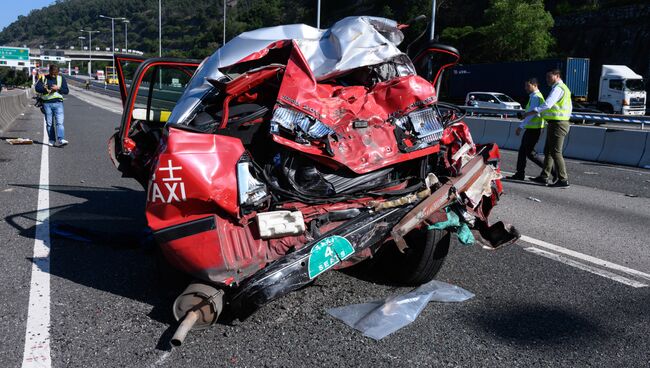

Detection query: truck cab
xmin=599 ymin=65 xmax=646 ymax=115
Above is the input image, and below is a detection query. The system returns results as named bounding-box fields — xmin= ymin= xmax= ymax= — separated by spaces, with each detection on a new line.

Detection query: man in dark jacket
xmin=35 ymin=65 xmax=69 ymax=146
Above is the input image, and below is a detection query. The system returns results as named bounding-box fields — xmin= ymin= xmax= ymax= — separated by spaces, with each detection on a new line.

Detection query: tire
xmin=375 ymin=228 xmax=453 ymax=285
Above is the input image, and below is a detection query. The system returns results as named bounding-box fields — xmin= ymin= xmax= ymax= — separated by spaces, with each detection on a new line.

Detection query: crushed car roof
xmin=168 ymin=16 xmax=413 ymax=124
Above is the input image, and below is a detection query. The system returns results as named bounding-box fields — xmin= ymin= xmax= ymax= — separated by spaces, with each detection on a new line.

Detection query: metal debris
xmin=624 ymin=194 xmax=638 ymax=198
xmin=527 ymin=196 xmax=542 ymax=202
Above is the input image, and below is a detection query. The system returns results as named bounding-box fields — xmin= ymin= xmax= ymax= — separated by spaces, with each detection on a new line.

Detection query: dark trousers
xmin=541 ymin=120 xmax=570 ymax=181
xmin=516 ymin=128 xmax=545 ymax=175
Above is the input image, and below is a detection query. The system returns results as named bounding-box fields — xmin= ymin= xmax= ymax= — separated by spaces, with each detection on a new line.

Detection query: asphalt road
xmin=1 ymin=92 xmax=649 ymax=367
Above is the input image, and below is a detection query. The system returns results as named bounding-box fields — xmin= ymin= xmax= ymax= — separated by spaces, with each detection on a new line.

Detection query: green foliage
xmin=0 ymin=0 xmax=559 ymax=64
xmin=0 ymin=68 xmax=30 ymax=87
xmin=481 ymin=0 xmax=555 ymax=61
xmin=440 ymin=0 xmax=555 ymax=63
xmin=0 ymin=0 xmax=318 ymax=59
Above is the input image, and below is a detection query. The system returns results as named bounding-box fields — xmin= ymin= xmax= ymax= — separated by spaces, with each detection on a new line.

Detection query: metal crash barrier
xmin=459 ymin=105 xmax=650 ymax=129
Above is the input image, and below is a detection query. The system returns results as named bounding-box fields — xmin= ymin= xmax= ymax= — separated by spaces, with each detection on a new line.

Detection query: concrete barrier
xmin=638 ymin=133 xmax=650 ymax=169
xmin=462 ymin=116 xmax=650 ymax=169
xmin=463 ymin=117 xmax=486 ymax=143
xmin=562 ymin=125 xmax=606 ymax=161
xmin=481 ymin=119 xmax=511 ymax=147
xmin=597 ymin=129 xmax=649 ymax=167
xmin=0 ymin=89 xmax=32 ymax=133
xmin=503 ymin=122 xmax=523 ymax=150
xmin=534 ymin=127 xmax=548 ymax=153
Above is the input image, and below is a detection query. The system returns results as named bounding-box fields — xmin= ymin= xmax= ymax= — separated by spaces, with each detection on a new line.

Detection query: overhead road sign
xmin=0 ymin=46 xmax=30 ymax=67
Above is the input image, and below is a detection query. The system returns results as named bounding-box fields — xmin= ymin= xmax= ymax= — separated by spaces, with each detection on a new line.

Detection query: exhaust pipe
xmin=170 ymin=283 xmax=224 ymax=347
xmin=170 ymin=310 xmax=199 ymax=347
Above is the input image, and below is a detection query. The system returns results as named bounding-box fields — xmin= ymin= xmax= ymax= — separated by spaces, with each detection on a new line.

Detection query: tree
xmin=481 ymin=0 xmax=555 ymax=61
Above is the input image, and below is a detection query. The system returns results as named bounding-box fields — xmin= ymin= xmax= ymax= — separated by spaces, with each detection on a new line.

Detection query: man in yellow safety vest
xmin=525 ymin=69 xmax=572 ymax=188
xmin=35 ymin=64 xmax=69 ymax=147
xmin=507 ymin=78 xmax=554 ymax=180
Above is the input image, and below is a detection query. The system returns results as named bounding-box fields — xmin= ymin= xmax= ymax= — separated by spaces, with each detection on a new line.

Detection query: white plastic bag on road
xmin=327 ymin=280 xmax=474 ymax=340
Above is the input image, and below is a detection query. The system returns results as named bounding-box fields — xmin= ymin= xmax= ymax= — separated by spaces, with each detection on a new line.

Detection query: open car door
xmin=114 ymin=54 xmax=146 ymax=106
xmin=409 ymin=43 xmax=460 ymax=91
xmin=109 ymin=57 xmax=202 ymax=184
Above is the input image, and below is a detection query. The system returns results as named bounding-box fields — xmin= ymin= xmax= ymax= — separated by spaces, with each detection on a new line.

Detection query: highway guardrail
xmin=458 ymin=106 xmax=649 ymax=129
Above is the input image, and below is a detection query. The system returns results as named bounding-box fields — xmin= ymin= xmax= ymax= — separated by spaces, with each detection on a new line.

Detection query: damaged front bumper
xmin=392 ymin=147 xmax=519 ymax=251
xmin=227 ymin=146 xmax=518 ymax=318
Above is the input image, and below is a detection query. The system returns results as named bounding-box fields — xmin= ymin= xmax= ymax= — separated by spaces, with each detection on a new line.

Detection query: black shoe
xmin=549 ymin=180 xmax=570 ymax=188
xmin=530 ymin=176 xmax=548 ymax=185
xmin=506 ymin=173 xmax=525 ymax=180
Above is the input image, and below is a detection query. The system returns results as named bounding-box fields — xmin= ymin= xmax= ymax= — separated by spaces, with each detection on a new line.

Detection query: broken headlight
xmin=395 ymin=107 xmax=444 ymax=144
xmin=237 ymin=154 xmax=269 ymax=211
xmin=270 ymin=106 xmax=333 ymax=139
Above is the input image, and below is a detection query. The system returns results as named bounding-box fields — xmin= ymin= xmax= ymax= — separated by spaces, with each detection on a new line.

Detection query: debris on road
xmin=527 ymin=196 xmax=542 ymax=202
xmin=327 ymin=280 xmax=474 ymax=340
xmin=583 ymin=171 xmax=599 ymax=175
xmin=5 ymin=138 xmax=33 ymax=145
xmin=624 ymin=194 xmax=638 ymax=198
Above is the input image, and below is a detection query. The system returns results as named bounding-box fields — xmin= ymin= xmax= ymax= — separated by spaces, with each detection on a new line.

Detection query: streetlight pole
xmin=159 ymin=0 xmax=162 ymax=57
xmin=80 ymin=29 xmax=100 ymax=77
xmin=430 ymin=0 xmax=436 ymax=41
xmin=123 ymin=20 xmax=129 ymax=52
xmin=223 ymin=0 xmax=226 ymax=45
xmin=316 ymin=0 xmax=321 ymax=29
xmin=99 ymin=15 xmax=125 ymax=69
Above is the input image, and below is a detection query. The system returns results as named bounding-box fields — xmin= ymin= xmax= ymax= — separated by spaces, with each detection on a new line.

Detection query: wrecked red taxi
xmin=109 ymin=16 xmax=518 ymax=344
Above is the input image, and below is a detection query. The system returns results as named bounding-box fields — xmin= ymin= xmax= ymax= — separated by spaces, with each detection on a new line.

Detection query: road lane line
xmin=523 ymin=247 xmax=647 ymax=288
xmin=22 ymin=123 xmax=52 ymax=368
xmin=520 ymin=235 xmax=650 ymax=282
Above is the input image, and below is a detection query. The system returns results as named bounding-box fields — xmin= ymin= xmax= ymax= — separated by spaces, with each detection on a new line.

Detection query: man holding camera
xmin=35 ymin=64 xmax=69 ymax=147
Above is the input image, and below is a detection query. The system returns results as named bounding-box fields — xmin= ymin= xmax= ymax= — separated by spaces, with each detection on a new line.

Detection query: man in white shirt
xmin=524 ymin=69 xmax=572 ymax=188
xmin=507 ymin=78 xmax=552 ymax=180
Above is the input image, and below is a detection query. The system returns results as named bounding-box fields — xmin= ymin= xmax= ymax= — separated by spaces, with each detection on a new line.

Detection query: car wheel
xmin=374 ymin=228 xmax=453 ymax=285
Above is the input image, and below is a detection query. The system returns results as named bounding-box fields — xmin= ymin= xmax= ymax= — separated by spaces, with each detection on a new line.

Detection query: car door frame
xmin=114 ymin=53 xmax=146 ymax=106
xmin=116 ymin=57 xmax=201 ymax=156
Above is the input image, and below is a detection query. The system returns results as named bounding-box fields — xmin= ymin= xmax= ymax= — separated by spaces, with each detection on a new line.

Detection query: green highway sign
xmin=0 ymin=46 xmax=30 ymax=61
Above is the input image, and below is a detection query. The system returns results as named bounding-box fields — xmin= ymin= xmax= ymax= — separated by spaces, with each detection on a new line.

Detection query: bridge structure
xmin=27 ymin=47 xmax=145 ymax=76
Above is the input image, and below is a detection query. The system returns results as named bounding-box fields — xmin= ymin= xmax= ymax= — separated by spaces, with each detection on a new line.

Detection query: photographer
xmin=35 ymin=65 xmax=69 ymax=147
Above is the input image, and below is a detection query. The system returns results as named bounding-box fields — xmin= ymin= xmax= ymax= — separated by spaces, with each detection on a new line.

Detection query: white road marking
xmin=523 ymin=247 xmax=647 ymax=288
xmin=22 ymin=124 xmax=52 ymax=367
xmin=520 ymin=235 xmax=650 ymax=282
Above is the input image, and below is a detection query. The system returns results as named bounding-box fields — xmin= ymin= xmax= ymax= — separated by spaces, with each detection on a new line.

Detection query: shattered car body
xmin=108 ymin=16 xmax=518 ymax=344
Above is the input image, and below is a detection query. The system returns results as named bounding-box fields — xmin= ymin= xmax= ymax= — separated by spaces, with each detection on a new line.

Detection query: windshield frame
xmin=625 ymin=79 xmax=645 ymax=92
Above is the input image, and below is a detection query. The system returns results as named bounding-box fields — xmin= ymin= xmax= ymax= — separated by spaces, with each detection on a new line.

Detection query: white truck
xmin=598 ymin=65 xmax=646 ymax=115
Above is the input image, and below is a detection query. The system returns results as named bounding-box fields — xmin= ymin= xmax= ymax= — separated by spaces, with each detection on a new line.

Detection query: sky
xmin=0 ymin=0 xmax=56 ymax=31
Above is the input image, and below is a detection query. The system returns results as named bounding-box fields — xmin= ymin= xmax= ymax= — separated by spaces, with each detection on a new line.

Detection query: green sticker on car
xmin=307 ymin=235 xmax=355 ymax=279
